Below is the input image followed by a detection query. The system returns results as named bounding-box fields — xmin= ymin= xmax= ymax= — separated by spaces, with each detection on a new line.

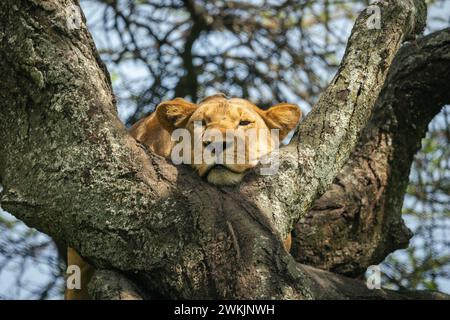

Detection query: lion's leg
xmin=283 ymin=233 xmax=292 ymax=253
xmin=65 ymin=247 xmax=95 ymax=300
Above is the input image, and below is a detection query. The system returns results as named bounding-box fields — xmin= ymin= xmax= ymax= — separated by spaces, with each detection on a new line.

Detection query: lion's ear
xmin=262 ymin=103 xmax=302 ymax=140
xmin=156 ymin=98 xmax=198 ymax=132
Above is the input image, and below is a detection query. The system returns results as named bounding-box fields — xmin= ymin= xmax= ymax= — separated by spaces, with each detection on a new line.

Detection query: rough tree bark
xmin=0 ymin=0 xmax=448 ymax=299
xmin=292 ymin=28 xmax=450 ymax=277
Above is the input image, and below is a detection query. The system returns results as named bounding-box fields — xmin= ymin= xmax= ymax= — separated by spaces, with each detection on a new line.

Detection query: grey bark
xmin=89 ymin=270 xmax=144 ymax=300
xmin=0 ymin=0 xmax=447 ymax=299
xmin=292 ymin=28 xmax=450 ymax=276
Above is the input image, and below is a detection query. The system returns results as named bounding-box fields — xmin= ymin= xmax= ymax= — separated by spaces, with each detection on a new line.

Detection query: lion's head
xmin=153 ymin=94 xmax=301 ymax=186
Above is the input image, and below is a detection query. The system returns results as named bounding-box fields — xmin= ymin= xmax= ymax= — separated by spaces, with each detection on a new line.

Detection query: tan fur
xmin=153 ymin=94 xmax=301 ymax=186
xmin=129 ymin=112 xmax=173 ymax=158
xmin=65 ymin=94 xmax=300 ymax=299
xmin=65 ymin=247 xmax=95 ymax=300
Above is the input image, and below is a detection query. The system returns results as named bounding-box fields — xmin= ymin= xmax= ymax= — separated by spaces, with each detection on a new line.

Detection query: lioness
xmin=131 ymin=93 xmax=301 ymax=185
xmin=65 ymin=94 xmax=301 ymax=299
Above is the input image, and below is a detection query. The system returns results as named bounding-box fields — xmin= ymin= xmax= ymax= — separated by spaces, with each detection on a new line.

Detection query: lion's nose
xmin=203 ymin=139 xmax=213 ymax=148
xmin=203 ymin=140 xmax=232 ymax=152
xmin=222 ymin=140 xmax=232 ymax=151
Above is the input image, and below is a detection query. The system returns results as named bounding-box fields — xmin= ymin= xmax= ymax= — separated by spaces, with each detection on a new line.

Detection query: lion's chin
xmin=206 ymin=168 xmax=244 ymax=186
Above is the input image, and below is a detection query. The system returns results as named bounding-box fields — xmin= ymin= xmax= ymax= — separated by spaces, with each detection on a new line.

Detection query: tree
xmin=0 ymin=0 xmax=449 ymax=299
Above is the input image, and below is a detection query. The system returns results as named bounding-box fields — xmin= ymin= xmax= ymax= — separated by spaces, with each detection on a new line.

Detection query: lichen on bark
xmin=1 ymin=0 xmax=448 ymax=300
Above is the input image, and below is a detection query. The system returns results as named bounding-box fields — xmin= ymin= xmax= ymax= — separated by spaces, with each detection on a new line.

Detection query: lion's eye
xmin=239 ymin=120 xmax=251 ymax=126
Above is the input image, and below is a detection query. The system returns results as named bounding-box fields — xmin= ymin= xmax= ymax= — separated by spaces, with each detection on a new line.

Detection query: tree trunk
xmin=292 ymin=28 xmax=450 ymax=276
xmin=0 ymin=0 xmax=448 ymax=299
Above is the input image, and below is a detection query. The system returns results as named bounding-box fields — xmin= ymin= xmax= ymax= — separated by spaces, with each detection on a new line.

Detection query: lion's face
xmin=156 ymin=94 xmax=301 ymax=186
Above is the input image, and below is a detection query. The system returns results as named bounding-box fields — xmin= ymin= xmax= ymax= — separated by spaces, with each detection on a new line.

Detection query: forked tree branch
xmin=240 ymin=0 xmax=427 ymax=240
xmin=292 ymin=28 xmax=450 ymax=276
xmin=1 ymin=0 xmax=442 ymax=299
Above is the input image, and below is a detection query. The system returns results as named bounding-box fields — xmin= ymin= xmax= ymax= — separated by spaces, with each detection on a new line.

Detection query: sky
xmin=0 ymin=0 xmax=449 ymax=299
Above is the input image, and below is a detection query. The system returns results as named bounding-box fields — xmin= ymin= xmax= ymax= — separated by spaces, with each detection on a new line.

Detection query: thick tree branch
xmin=301 ymin=265 xmax=450 ymax=300
xmin=292 ymin=28 xmax=450 ymax=276
xmin=89 ymin=270 xmax=144 ymax=300
xmin=0 ymin=0 xmax=434 ymax=299
xmin=238 ymin=0 xmax=427 ymax=239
